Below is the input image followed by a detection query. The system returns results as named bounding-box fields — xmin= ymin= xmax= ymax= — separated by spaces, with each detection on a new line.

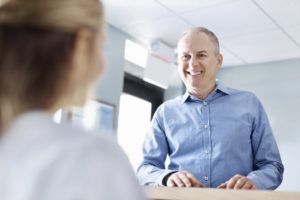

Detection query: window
xmin=117 ymin=93 xmax=152 ymax=170
xmin=124 ymin=39 xmax=148 ymax=68
xmin=117 ymin=73 xmax=164 ymax=170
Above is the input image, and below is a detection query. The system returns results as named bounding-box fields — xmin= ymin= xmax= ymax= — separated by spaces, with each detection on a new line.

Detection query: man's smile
xmin=187 ymin=70 xmax=203 ymax=76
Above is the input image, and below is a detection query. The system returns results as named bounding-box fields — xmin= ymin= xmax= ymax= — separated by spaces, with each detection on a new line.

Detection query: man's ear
xmin=217 ymin=53 xmax=223 ymax=69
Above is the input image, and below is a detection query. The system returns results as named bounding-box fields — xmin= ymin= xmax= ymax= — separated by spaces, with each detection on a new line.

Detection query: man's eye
xmin=198 ymin=54 xmax=206 ymax=57
xmin=182 ymin=55 xmax=190 ymax=60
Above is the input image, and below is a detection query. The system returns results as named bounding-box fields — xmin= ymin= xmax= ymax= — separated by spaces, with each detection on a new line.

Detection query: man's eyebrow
xmin=179 ymin=50 xmax=208 ymax=54
xmin=196 ymin=50 xmax=208 ymax=54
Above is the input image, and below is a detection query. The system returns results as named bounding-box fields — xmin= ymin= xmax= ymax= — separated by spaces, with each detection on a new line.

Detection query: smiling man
xmin=137 ymin=27 xmax=284 ymax=190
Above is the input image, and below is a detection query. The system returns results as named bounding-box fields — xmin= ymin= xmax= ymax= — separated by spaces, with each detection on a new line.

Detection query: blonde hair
xmin=0 ymin=0 xmax=102 ymax=31
xmin=0 ymin=0 xmax=104 ymax=133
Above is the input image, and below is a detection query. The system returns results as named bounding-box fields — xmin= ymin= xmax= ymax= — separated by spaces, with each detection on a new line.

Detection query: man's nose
xmin=188 ymin=57 xmax=198 ymax=68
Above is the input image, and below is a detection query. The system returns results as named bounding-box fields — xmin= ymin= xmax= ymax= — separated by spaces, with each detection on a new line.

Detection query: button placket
xmin=201 ymin=100 xmax=211 ymax=186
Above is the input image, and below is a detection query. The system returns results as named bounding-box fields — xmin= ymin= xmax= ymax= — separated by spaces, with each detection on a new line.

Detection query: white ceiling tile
xmin=285 ymin=25 xmax=300 ymax=46
xmin=254 ymin=0 xmax=300 ymax=27
xmin=122 ymin=16 xmax=190 ymax=47
xmin=103 ymin=0 xmax=171 ymax=28
xmin=181 ymin=0 xmax=277 ymax=38
xmin=104 ymin=0 xmax=300 ymax=66
xmin=156 ymin=0 xmax=236 ymax=13
xmin=222 ymin=29 xmax=300 ymax=63
xmin=220 ymin=46 xmax=246 ymax=67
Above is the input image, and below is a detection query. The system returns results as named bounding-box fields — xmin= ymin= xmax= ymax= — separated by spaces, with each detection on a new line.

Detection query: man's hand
xmin=166 ymin=171 xmax=205 ymax=188
xmin=217 ymin=174 xmax=256 ymax=190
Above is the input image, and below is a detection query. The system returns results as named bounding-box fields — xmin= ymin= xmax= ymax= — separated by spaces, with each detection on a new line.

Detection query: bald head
xmin=178 ymin=27 xmax=220 ymax=55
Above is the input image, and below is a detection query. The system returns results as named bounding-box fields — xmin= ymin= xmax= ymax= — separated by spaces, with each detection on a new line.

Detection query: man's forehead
xmin=178 ymin=32 xmax=214 ymax=52
xmin=178 ymin=32 xmax=210 ymax=45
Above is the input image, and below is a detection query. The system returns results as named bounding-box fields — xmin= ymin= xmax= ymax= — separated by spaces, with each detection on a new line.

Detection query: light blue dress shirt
xmin=137 ymin=83 xmax=284 ymax=189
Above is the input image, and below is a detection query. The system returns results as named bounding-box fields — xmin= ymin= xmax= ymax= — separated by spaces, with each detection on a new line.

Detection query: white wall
xmin=164 ymin=65 xmax=184 ymax=101
xmin=218 ymin=58 xmax=300 ymax=191
xmin=93 ymin=24 xmax=127 ymax=132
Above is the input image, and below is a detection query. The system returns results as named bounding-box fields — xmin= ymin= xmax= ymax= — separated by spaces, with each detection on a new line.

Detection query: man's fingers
xmin=226 ymin=175 xmax=241 ymax=189
xmin=166 ymin=171 xmax=205 ymax=188
xmin=233 ymin=178 xmax=247 ymax=189
xmin=167 ymin=179 xmax=176 ymax=187
xmin=244 ymin=181 xmax=256 ymax=190
xmin=172 ymin=175 xmax=185 ymax=187
xmin=185 ymin=172 xmax=205 ymax=187
xmin=217 ymin=182 xmax=227 ymax=189
xmin=241 ymin=181 xmax=253 ymax=190
xmin=220 ymin=175 xmax=256 ymax=190
xmin=226 ymin=179 xmax=237 ymax=189
xmin=178 ymin=173 xmax=192 ymax=187
xmin=249 ymin=184 xmax=256 ymax=190
xmin=191 ymin=179 xmax=205 ymax=188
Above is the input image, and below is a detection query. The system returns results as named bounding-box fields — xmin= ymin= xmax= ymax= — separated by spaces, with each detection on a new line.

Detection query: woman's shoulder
xmin=2 ymin=111 xmax=124 ymax=162
xmin=0 ymin=111 xmax=145 ymax=200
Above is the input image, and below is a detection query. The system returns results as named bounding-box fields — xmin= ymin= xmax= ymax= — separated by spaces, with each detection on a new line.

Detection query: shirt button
xmin=203 ymin=101 xmax=207 ymax=106
xmin=204 ymin=176 xmax=209 ymax=181
xmin=204 ymin=124 xmax=208 ymax=129
xmin=205 ymin=150 xmax=209 ymax=154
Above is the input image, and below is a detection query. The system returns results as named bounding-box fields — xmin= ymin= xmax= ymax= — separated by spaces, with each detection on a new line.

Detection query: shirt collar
xmin=181 ymin=92 xmax=190 ymax=103
xmin=180 ymin=82 xmax=230 ymax=104
xmin=216 ymin=82 xmax=230 ymax=95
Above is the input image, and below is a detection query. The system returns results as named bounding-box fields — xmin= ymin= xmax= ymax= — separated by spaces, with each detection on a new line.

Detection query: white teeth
xmin=188 ymin=71 xmax=201 ymax=75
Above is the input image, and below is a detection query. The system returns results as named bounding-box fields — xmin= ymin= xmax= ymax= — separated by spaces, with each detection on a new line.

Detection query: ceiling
xmin=102 ymin=0 xmax=300 ymax=67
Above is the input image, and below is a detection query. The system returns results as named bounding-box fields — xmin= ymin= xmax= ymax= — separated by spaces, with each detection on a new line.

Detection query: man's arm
xmin=247 ymin=98 xmax=284 ymax=189
xmin=226 ymin=97 xmax=283 ymax=190
xmin=137 ymin=106 xmax=206 ymax=187
xmin=218 ymin=96 xmax=283 ymax=190
xmin=137 ymin=106 xmax=176 ymax=186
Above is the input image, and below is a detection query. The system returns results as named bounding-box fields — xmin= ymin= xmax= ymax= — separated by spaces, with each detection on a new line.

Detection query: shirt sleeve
xmin=247 ymin=96 xmax=284 ymax=190
xmin=136 ymin=106 xmax=176 ymax=186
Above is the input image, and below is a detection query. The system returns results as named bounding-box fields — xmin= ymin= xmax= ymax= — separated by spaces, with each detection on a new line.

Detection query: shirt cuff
xmin=247 ymin=173 xmax=264 ymax=189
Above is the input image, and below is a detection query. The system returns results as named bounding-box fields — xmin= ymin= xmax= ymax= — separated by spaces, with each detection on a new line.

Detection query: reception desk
xmin=144 ymin=186 xmax=300 ymax=200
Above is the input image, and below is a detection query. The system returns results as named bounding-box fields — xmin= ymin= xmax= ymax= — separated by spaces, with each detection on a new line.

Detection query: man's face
xmin=177 ymin=32 xmax=222 ymax=94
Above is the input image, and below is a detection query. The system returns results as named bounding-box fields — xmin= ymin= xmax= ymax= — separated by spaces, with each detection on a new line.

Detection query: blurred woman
xmin=0 ymin=0 xmax=145 ymax=199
